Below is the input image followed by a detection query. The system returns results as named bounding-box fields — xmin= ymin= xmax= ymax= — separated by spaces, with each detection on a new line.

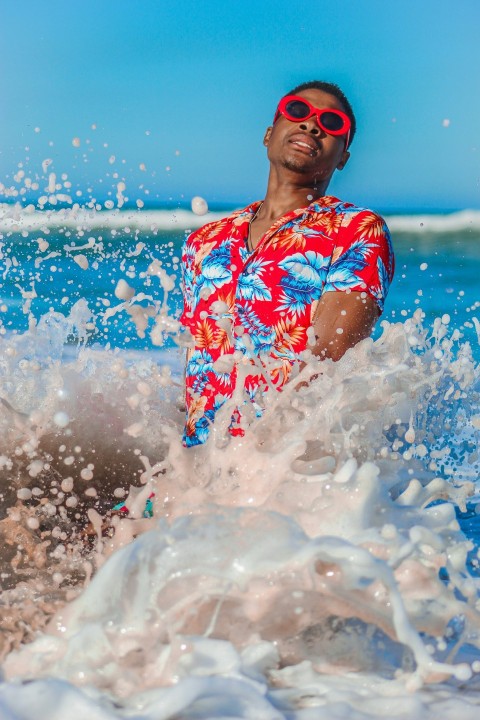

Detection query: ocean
xmin=0 ymin=202 xmax=479 ymax=719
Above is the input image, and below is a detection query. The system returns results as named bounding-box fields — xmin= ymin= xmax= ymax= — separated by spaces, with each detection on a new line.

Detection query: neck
xmin=258 ymin=167 xmax=331 ymax=221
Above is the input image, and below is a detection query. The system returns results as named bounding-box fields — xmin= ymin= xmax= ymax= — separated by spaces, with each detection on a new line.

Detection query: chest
xmin=193 ymin=221 xmax=337 ymax=315
xmin=248 ymin=217 xmax=274 ymax=251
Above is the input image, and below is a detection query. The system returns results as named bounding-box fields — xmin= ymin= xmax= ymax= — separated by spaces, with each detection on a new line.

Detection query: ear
xmin=263 ymin=126 xmax=272 ymax=146
xmin=336 ymin=150 xmax=350 ymax=171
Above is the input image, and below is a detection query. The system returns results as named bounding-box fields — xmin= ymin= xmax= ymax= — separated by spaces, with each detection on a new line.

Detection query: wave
xmin=386 ymin=209 xmax=480 ymax=233
xmin=1 ymin=203 xmax=480 ymax=234
xmin=0 ymin=204 xmax=227 ymax=234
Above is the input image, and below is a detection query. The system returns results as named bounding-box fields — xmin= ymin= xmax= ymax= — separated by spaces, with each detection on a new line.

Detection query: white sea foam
xmin=1 ymin=203 xmax=480 ymax=234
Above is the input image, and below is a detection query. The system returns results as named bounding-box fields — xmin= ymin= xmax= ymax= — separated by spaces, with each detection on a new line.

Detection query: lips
xmin=288 ymin=133 xmax=319 ymax=156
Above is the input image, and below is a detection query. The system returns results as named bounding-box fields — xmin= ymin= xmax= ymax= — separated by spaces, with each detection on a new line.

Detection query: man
xmin=181 ymin=81 xmax=394 ymax=447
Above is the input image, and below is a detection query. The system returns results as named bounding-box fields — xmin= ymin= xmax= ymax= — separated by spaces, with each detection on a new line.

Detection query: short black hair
xmin=284 ymin=80 xmax=357 ymax=147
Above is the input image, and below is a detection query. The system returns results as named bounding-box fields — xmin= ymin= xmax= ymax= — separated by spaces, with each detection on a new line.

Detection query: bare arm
xmin=310 ymin=290 xmax=379 ymax=361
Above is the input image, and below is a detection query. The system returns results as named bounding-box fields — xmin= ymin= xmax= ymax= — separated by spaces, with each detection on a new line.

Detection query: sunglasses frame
xmin=274 ymin=95 xmax=351 ymax=149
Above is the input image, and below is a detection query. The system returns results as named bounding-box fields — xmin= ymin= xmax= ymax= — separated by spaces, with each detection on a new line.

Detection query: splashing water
xmin=0 ymin=199 xmax=480 ymax=718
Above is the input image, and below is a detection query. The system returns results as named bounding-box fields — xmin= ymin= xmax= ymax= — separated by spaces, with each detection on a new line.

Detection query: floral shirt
xmin=180 ymin=196 xmax=394 ymax=446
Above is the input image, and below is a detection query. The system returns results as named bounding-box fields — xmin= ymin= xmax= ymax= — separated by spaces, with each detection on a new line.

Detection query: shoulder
xmin=322 ymin=198 xmax=394 ymax=271
xmin=306 ymin=197 xmax=391 ymax=246
xmin=330 ymin=201 xmax=391 ymax=247
xmin=348 ymin=209 xmax=390 ymax=242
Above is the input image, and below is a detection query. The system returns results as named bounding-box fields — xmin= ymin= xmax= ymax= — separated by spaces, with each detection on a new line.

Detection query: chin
xmin=282 ymin=158 xmax=312 ymax=174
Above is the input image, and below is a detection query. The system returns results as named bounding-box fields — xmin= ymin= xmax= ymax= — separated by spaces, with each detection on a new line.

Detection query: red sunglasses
xmin=274 ymin=95 xmax=351 ymax=148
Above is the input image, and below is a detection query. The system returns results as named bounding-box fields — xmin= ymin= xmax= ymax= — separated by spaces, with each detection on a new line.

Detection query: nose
xmin=300 ymin=118 xmax=321 ymax=135
xmin=299 ymin=119 xmax=321 ymax=136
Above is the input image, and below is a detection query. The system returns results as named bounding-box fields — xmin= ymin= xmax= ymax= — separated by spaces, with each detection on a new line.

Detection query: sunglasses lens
xmin=320 ymin=111 xmax=345 ymax=132
xmin=284 ymin=100 xmax=310 ymax=119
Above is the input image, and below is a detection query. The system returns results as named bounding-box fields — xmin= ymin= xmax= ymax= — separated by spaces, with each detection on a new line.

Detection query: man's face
xmin=264 ymin=88 xmax=350 ymax=182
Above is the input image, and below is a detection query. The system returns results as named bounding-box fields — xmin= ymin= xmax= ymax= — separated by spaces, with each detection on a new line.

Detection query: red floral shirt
xmin=181 ymin=196 xmax=394 ymax=446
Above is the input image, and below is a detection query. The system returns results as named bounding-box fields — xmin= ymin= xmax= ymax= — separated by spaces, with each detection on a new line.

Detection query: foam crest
xmin=386 ymin=209 xmax=480 ymax=233
xmin=0 ymin=204 xmax=226 ymax=233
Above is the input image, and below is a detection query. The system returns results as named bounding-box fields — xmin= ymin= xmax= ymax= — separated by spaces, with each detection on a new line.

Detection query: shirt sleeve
xmin=322 ymin=210 xmax=395 ymax=314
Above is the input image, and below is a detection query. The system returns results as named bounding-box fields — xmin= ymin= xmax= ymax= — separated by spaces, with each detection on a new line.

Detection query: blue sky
xmin=1 ymin=0 xmax=479 ymax=212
